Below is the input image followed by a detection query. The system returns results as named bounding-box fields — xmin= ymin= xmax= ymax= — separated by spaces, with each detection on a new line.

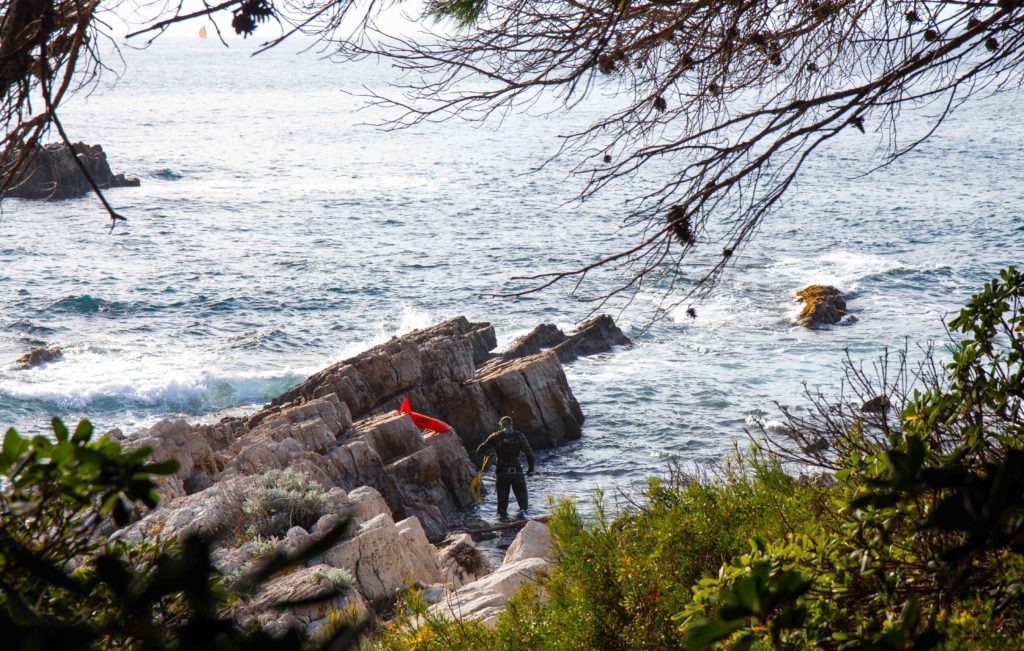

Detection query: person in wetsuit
xmin=476 ymin=416 xmax=535 ymax=518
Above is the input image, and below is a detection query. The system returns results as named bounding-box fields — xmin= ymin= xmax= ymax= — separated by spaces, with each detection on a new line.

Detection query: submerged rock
xmin=13 ymin=346 xmax=62 ymax=369
xmin=1 ymin=142 xmax=140 ymax=200
xmin=796 ymin=285 xmax=848 ymax=327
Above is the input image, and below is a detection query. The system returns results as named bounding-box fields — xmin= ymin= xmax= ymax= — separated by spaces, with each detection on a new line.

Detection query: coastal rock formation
xmin=111 ymin=315 xmax=627 ymax=641
xmin=430 ymin=556 xmax=548 ymax=627
xmin=430 ymin=520 xmax=553 ymax=626
xmin=796 ymin=285 xmax=848 ymax=327
xmin=1 ymin=142 xmax=140 ymax=200
xmin=247 ymin=315 xmax=621 ymax=451
xmin=496 ymin=315 xmax=632 ymax=365
xmin=468 ymin=352 xmax=584 ymax=449
xmin=13 ymin=346 xmax=62 ymax=369
xmin=503 ymin=520 xmax=553 ymax=564
xmin=125 ymin=403 xmax=474 ymax=540
xmin=240 ymin=564 xmax=370 ymax=632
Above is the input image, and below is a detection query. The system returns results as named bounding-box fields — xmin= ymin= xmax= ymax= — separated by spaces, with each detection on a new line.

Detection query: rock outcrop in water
xmin=251 ymin=315 xmax=605 ymax=450
xmin=495 ymin=314 xmax=632 ymax=365
xmin=13 ymin=346 xmax=62 ymax=369
xmin=1 ymin=142 xmax=140 ymax=200
xmin=796 ymin=285 xmax=848 ymax=327
xmin=111 ymin=315 xmax=628 ymax=642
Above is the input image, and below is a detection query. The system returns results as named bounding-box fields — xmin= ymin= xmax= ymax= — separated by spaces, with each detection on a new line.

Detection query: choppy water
xmin=1 ymin=36 xmax=1022 ymax=513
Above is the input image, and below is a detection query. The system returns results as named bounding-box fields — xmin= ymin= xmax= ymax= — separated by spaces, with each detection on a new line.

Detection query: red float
xmin=397 ymin=396 xmax=452 ymax=433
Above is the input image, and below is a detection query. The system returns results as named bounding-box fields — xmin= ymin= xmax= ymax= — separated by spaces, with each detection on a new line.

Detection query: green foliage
xmin=0 ymin=419 xmax=359 ymax=650
xmin=373 ymin=457 xmax=827 ymax=650
xmin=250 ymin=534 xmax=282 ymax=560
xmin=425 ymin=0 xmax=488 ymax=26
xmin=1 ymin=417 xmax=177 ymax=528
xmin=241 ymin=469 xmax=331 ymax=539
xmin=372 ymin=267 xmax=1024 ymax=650
xmin=313 ymin=567 xmax=355 ymax=591
xmin=677 ymin=267 xmax=1024 ymax=649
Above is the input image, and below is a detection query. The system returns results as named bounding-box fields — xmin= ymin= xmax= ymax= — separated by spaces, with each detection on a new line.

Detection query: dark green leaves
xmin=426 ymin=0 xmax=488 ymax=26
xmin=680 ymin=560 xmax=810 ymax=648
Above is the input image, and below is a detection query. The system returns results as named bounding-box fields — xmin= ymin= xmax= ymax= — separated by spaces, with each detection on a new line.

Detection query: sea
xmin=1 ymin=32 xmax=1021 ymax=516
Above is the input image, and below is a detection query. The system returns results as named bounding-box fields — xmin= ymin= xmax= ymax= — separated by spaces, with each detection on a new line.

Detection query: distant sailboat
xmin=199 ymin=26 xmax=207 ymax=39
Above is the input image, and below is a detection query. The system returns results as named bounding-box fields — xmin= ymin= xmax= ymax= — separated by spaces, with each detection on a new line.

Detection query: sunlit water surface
xmin=1 ymin=37 xmax=1021 ymax=517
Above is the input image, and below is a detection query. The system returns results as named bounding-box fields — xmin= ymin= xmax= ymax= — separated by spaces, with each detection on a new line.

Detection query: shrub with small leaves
xmin=241 ymin=469 xmax=331 ymax=539
xmin=313 ymin=567 xmax=355 ymax=591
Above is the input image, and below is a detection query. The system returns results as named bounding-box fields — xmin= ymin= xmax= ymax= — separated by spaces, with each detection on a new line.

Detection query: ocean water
xmin=1 ymin=36 xmax=1021 ymax=513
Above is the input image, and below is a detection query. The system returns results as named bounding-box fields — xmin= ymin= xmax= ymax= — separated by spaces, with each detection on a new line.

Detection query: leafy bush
xmin=313 ymin=567 xmax=356 ymax=591
xmin=375 ymin=457 xmax=828 ymax=650
xmin=250 ymin=534 xmax=282 ymax=560
xmin=241 ymin=469 xmax=331 ymax=539
xmin=373 ymin=267 xmax=1024 ymax=650
xmin=676 ymin=268 xmax=1024 ymax=649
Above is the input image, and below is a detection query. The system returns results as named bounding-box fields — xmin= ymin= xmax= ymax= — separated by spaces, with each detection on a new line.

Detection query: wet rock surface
xmin=13 ymin=346 xmax=63 ymax=369
xmin=1 ymin=142 xmax=139 ymax=200
xmin=495 ymin=314 xmax=632 ymax=365
xmin=796 ymin=285 xmax=849 ymax=327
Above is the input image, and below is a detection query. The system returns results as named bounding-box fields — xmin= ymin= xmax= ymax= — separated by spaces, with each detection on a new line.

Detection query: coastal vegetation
xmin=375 ymin=266 xmax=1024 ymax=648
xmin=3 ymin=265 xmax=1021 ymax=648
xmin=3 ymin=7 xmax=1022 ymax=648
xmin=0 ymin=416 xmax=360 ymax=650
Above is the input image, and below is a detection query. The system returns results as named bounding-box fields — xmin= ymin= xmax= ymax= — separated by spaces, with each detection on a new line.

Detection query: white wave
xmin=325 ymin=303 xmax=440 ymax=363
xmin=772 ymin=250 xmax=910 ymax=291
xmin=744 ymin=412 xmax=787 ymax=433
xmin=0 ymin=346 xmax=301 ymax=415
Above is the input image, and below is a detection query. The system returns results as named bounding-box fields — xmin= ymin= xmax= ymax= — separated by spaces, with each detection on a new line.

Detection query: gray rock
xmin=430 ymin=557 xmax=548 ymax=627
xmin=503 ymin=520 xmax=553 ymax=564
xmin=496 ymin=314 xmax=631 ymax=364
xmin=1 ymin=142 xmax=139 ymax=200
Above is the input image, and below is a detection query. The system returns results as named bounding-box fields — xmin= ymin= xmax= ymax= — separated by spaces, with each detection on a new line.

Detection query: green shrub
xmin=373 ymin=267 xmax=1024 ymax=651
xmin=313 ymin=566 xmax=355 ymax=591
xmin=250 ymin=533 xmax=282 ymax=560
xmin=678 ymin=267 xmax=1024 ymax=649
xmin=373 ymin=455 xmax=830 ymax=650
xmin=241 ymin=469 xmax=331 ymax=539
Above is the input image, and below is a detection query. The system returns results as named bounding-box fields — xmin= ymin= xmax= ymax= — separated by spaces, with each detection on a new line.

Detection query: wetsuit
xmin=476 ymin=427 xmax=535 ymax=517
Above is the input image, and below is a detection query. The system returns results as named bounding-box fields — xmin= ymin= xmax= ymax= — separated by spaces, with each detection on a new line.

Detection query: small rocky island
xmin=796 ymin=284 xmax=852 ymax=327
xmin=111 ymin=315 xmax=630 ymax=639
xmin=1 ymin=141 xmax=139 ymax=200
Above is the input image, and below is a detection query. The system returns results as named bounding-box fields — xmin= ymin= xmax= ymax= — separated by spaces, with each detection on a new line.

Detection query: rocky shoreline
xmin=109 ymin=315 xmax=629 ymax=640
xmin=1 ymin=141 xmax=139 ymax=200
